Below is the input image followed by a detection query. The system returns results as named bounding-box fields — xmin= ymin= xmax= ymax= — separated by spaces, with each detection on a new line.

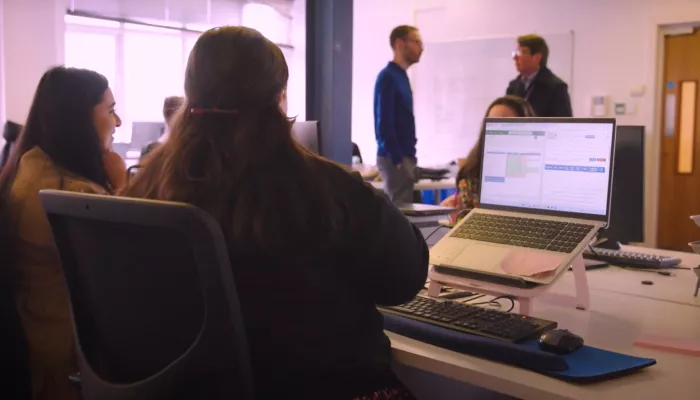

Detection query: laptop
xmin=430 ymin=117 xmax=616 ymax=286
xmin=400 ymin=203 xmax=456 ymax=217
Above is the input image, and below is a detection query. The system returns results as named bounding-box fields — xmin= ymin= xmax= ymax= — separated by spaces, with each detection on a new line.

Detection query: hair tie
xmin=190 ymin=107 xmax=238 ymax=115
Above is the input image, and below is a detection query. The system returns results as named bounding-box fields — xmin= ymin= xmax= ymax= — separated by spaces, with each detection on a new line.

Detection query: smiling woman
xmin=0 ymin=66 xmax=125 ymax=400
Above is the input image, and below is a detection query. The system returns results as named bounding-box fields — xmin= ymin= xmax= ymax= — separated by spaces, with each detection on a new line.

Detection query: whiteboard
xmin=411 ymin=32 xmax=574 ymax=165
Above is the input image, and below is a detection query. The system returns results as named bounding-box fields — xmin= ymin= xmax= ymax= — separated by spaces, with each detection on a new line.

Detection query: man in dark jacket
xmin=506 ymin=34 xmax=573 ymax=117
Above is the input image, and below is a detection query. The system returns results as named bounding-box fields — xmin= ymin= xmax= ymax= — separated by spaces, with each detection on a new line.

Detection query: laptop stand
xmin=426 ymin=253 xmax=590 ymax=315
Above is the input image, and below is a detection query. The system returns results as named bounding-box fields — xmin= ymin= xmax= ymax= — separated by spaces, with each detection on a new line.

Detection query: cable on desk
xmin=455 ymin=208 xmax=471 ymax=222
xmin=424 ymin=225 xmax=449 ymax=242
xmin=469 ymin=295 xmax=516 ymax=312
xmin=587 ymin=243 xmax=600 ymax=257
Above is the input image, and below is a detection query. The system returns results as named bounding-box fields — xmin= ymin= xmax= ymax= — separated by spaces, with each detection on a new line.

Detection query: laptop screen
xmin=479 ymin=118 xmax=616 ymax=222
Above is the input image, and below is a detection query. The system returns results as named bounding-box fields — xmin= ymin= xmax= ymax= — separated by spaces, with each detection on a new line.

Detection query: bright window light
xmin=241 ymin=2 xmax=288 ymax=44
xmin=124 ymin=23 xmax=180 ymax=34
xmin=64 ymin=15 xmax=121 ymax=28
xmin=184 ymin=23 xmax=214 ymax=33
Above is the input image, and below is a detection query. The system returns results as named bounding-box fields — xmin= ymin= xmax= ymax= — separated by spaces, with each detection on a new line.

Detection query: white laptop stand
xmin=426 ymin=252 xmax=590 ymax=315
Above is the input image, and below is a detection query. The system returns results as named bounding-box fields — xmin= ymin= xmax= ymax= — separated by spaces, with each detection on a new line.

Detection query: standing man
xmin=374 ymin=25 xmax=423 ymax=204
xmin=507 ymin=34 xmax=573 ymax=117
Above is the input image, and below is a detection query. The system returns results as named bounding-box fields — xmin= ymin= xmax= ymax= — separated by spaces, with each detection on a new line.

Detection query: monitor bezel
xmin=479 ymin=117 xmax=617 ymax=224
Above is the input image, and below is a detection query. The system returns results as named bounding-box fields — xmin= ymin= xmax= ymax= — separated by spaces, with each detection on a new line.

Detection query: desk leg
xmin=427 ymin=280 xmax=442 ymax=297
xmin=571 ymin=254 xmax=590 ymax=310
xmin=518 ymin=298 xmax=533 ymax=315
xmin=433 ymin=189 xmax=440 ymax=205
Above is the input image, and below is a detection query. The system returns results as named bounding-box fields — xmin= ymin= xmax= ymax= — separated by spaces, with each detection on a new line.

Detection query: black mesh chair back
xmin=39 ymin=190 xmax=253 ymax=399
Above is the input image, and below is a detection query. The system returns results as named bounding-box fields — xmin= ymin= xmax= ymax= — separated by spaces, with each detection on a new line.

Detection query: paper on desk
xmin=634 ymin=335 xmax=700 ymax=357
xmin=500 ymin=249 xmax=563 ymax=277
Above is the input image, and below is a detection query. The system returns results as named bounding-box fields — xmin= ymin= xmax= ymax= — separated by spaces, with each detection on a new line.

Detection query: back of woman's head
xmin=2 ymin=121 xmax=21 ymax=143
xmin=162 ymin=96 xmax=184 ymax=126
xmin=486 ymin=95 xmax=536 ymax=118
xmin=458 ymin=96 xmax=536 ymax=182
xmin=0 ymin=66 xmax=112 ymax=197
xmin=126 ymin=26 xmax=342 ymax=254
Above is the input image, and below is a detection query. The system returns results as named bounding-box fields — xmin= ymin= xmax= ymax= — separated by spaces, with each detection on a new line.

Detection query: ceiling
xmin=65 ymin=0 xmax=295 ymax=25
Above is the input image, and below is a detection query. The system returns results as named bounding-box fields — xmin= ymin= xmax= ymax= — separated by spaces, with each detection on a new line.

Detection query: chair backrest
xmin=39 ymin=190 xmax=254 ymax=400
xmin=125 ymin=165 xmax=142 ymax=185
xmin=0 ymin=268 xmax=31 ymax=399
xmin=291 ymin=120 xmax=320 ymax=155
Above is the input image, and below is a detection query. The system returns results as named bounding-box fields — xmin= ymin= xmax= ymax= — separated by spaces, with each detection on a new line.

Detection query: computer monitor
xmin=111 ymin=143 xmax=129 ymax=159
xmin=291 ymin=120 xmax=320 ymax=155
xmin=130 ymin=122 xmax=164 ymax=151
xmin=596 ymin=125 xmax=645 ymax=249
xmin=480 ymin=118 xmax=616 ymax=222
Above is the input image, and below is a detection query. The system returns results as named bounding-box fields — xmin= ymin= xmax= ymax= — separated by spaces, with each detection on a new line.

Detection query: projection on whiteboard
xmin=411 ymin=32 xmax=574 ymax=165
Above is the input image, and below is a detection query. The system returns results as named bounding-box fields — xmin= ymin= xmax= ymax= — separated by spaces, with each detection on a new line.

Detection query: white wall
xmin=0 ymin=0 xmax=5 ymax=133
xmin=1 ymin=0 xmax=65 ymax=125
xmin=353 ymin=0 xmax=700 ymax=246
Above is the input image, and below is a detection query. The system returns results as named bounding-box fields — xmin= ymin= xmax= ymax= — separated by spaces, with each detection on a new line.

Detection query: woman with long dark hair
xmin=0 ymin=66 xmax=123 ymax=400
xmin=441 ymin=96 xmax=536 ymax=223
xmin=125 ymin=26 xmax=428 ymax=399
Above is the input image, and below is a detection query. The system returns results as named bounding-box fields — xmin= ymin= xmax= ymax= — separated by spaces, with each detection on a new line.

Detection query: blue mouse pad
xmin=384 ymin=313 xmax=656 ymax=383
xmin=519 ymin=340 xmax=656 ymax=382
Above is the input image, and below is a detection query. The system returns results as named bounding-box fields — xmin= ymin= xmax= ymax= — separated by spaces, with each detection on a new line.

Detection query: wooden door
xmin=658 ymin=28 xmax=700 ymax=251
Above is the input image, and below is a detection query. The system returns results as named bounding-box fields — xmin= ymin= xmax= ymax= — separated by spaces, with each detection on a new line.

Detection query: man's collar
xmin=521 ymin=68 xmax=541 ymax=81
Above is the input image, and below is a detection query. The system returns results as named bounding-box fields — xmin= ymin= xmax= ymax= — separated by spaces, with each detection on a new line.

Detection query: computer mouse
xmin=538 ymin=329 xmax=584 ymax=355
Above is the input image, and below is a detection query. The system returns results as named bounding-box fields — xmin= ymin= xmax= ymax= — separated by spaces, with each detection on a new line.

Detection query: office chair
xmin=39 ymin=190 xmax=254 ymax=400
xmin=125 ymin=164 xmax=141 ymax=184
xmin=0 ymin=264 xmax=31 ymax=399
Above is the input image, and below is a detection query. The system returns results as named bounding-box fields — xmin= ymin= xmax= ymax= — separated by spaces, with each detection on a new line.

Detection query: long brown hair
xmin=457 ymin=96 xmax=536 ymax=184
xmin=0 ymin=67 xmax=113 ymax=290
xmin=0 ymin=67 xmax=113 ymax=197
xmin=124 ymin=26 xmax=343 ymax=254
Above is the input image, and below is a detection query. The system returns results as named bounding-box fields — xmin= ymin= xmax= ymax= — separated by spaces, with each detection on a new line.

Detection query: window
xmin=184 ymin=37 xmax=198 ymax=69
xmin=677 ymin=81 xmax=698 ymax=174
xmin=65 ymin=5 xmax=302 ymax=145
xmin=65 ymin=17 xmax=199 ymax=144
xmin=65 ymin=32 xmax=117 ymax=92
xmin=124 ymin=28 xmax=185 ymax=122
xmin=242 ymin=3 xmax=291 ymax=44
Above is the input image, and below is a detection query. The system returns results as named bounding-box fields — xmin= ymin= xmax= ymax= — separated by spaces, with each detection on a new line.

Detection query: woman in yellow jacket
xmin=0 ymin=66 xmax=125 ymax=400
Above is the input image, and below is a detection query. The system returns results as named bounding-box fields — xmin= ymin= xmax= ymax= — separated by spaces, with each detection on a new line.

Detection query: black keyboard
xmin=451 ymin=213 xmax=594 ymax=253
xmin=379 ymin=296 xmax=557 ymax=343
xmin=583 ymin=247 xmax=681 ymax=269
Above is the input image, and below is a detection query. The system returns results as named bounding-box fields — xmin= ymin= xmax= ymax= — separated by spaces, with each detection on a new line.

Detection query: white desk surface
xmin=555 ymin=245 xmax=700 ymax=307
xmin=390 ymin=288 xmax=700 ymax=400
xmin=371 ymin=179 xmax=455 ymax=191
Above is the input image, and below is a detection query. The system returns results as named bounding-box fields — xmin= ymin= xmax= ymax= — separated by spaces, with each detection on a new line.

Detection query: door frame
xmin=649 ymin=20 xmax=700 ymax=248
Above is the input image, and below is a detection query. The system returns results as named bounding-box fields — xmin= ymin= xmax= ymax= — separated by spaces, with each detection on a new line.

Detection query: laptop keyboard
xmin=450 ymin=213 xmax=594 ymax=253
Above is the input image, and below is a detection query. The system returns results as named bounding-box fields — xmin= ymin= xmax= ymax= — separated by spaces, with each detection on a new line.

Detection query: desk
xmin=390 ymin=243 xmax=700 ymax=399
xmin=390 ymin=290 xmax=700 ymax=400
xmin=424 ymin=230 xmax=700 ymax=307
xmin=371 ymin=179 xmax=455 ymax=203
xmin=556 ymin=245 xmax=700 ymax=308
xmin=370 ymin=179 xmax=455 ymax=191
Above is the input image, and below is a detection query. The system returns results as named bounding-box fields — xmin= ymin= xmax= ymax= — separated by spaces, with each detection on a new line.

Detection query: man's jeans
xmin=376 ymin=156 xmax=417 ymax=204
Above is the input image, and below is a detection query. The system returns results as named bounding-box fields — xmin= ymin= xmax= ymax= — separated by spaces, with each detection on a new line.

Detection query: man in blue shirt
xmin=374 ymin=25 xmax=423 ymax=204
